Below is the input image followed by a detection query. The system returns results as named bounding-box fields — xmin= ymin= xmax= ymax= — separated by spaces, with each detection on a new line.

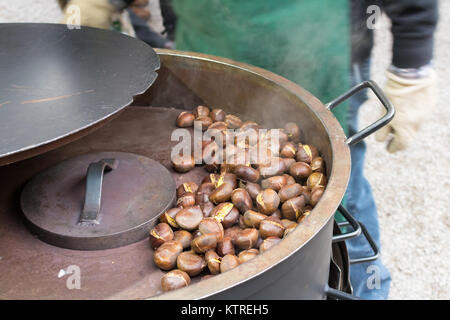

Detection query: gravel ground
xmin=1 ymin=0 xmax=448 ymax=300
xmin=361 ymin=3 xmax=450 ymax=300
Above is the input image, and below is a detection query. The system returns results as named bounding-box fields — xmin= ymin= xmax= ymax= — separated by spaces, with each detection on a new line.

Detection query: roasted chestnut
xmin=300 ymin=185 xmax=312 ymax=205
xmin=270 ymin=209 xmax=282 ymax=220
xmin=173 ymin=230 xmax=193 ymax=250
xmin=191 ymin=233 xmax=217 ymax=254
xmin=258 ymin=157 xmax=285 ymax=177
xmin=204 ymin=163 xmax=221 ymax=173
xmin=283 ymin=173 xmax=296 ymax=185
xmin=278 ymin=183 xmax=302 ymax=202
xmin=240 ymin=121 xmax=259 ymax=131
xmin=243 ymin=210 xmax=267 ymax=228
xmin=205 ymin=250 xmax=222 ymax=275
xmin=206 ymin=171 xmax=236 ymax=187
xmin=280 ymin=142 xmax=298 ymax=158
xmin=171 ymin=155 xmax=195 ymax=173
xmin=176 ymin=192 xmax=196 ymax=208
xmin=281 ymin=219 xmax=297 ymax=229
xmin=256 ymin=189 xmax=280 ymax=215
xmin=297 ymin=209 xmax=311 ymax=224
xmin=281 ymin=158 xmax=296 ymax=173
xmin=177 ymin=251 xmax=207 ymax=277
xmin=261 ymin=175 xmax=288 ymax=191
xmin=311 ymin=156 xmax=325 ymax=173
xmin=220 ymin=254 xmax=240 ymax=273
xmin=176 ymin=111 xmax=195 ymax=128
xmin=193 ymin=105 xmax=210 ymax=118
xmin=259 ymin=217 xmax=285 ymax=239
xmin=310 ymin=185 xmax=325 ymax=206
xmin=237 ymin=215 xmax=246 ymax=229
xmin=281 ymin=196 xmax=305 ymax=220
xmin=176 ymin=182 xmax=199 ymax=197
xmin=154 ymin=240 xmax=183 ymax=270
xmin=231 ymin=188 xmax=253 ymax=214
xmin=289 ymin=161 xmax=312 ymax=181
xmin=210 ymin=109 xmax=226 ymax=122
xmin=259 ymin=236 xmax=282 ymax=253
xmin=223 ymin=226 xmax=241 ymax=243
xmin=175 ymin=206 xmax=204 ymax=230
xmin=192 ymin=230 xmax=202 ymax=238
xmin=276 ymin=130 xmax=289 ymax=147
xmin=220 ymin=173 xmax=238 ymax=189
xmin=234 ymin=165 xmax=260 ymax=183
xmin=208 ymin=121 xmax=228 ymax=132
xmin=233 ymin=228 xmax=259 ymax=250
xmin=225 ymin=114 xmax=243 ymax=129
xmin=244 ymin=181 xmax=262 ymax=201
xmin=238 ymin=249 xmax=259 ymax=263
xmin=159 ymin=207 xmax=181 ymax=228
xmin=195 ymin=192 xmax=210 ymax=205
xmin=161 ymin=269 xmax=191 ymax=292
xmin=209 ymin=183 xmax=233 ymax=204
xmin=306 ymin=172 xmax=327 ymax=190
xmin=217 ymin=236 xmax=235 ymax=256
xmin=196 ymin=115 xmax=213 ymax=131
xmin=200 ymin=201 xmax=215 ymax=217
xmin=284 ymin=122 xmax=301 ymax=142
xmin=211 ymin=202 xmax=240 ymax=228
xmin=149 ymin=223 xmax=174 ymax=249
xmin=198 ymin=182 xmax=216 ymax=194
xmin=296 ymin=144 xmax=319 ymax=164
xmin=198 ymin=217 xmax=224 ymax=241
xmin=283 ymin=222 xmax=298 ymax=237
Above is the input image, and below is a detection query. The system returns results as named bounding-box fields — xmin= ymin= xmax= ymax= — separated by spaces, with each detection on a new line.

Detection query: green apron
xmin=172 ymin=0 xmax=350 ymax=133
xmin=172 ymin=0 xmax=350 ymax=220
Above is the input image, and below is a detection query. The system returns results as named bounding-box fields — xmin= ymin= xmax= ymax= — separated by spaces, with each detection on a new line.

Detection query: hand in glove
xmin=62 ymin=0 xmax=128 ymax=29
xmin=375 ymin=67 xmax=437 ymax=153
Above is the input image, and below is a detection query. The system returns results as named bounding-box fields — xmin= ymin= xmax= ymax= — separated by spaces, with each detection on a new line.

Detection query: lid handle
xmin=79 ymin=158 xmax=119 ymax=226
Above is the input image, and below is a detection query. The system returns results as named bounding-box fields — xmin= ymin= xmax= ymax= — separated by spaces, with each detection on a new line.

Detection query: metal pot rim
xmin=146 ymin=49 xmax=351 ymax=300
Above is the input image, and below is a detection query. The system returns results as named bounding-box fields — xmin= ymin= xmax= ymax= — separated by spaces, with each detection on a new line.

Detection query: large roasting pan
xmin=0 ymin=49 xmax=393 ymax=300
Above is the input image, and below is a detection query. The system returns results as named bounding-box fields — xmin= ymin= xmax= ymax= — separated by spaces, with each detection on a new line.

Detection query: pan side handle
xmin=326 ymin=80 xmax=395 ymax=146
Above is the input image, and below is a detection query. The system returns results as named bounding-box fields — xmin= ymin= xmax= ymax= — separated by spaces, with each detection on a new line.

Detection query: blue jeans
xmin=345 ymin=59 xmax=391 ymax=299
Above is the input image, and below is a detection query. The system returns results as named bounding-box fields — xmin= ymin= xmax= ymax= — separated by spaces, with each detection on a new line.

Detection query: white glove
xmin=375 ymin=68 xmax=437 ymax=153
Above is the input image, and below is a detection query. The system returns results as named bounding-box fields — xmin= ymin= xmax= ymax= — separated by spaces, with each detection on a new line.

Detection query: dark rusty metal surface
xmin=0 ymin=23 xmax=160 ymax=167
xmin=0 ymin=50 xmax=351 ymax=299
xmin=21 ymin=152 xmax=175 ymax=250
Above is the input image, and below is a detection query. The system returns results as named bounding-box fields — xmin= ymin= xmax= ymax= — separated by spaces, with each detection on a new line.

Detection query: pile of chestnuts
xmin=151 ymin=105 xmax=327 ymax=292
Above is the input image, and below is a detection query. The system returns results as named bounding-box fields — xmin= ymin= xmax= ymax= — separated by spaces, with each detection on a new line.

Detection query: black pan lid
xmin=0 ymin=23 xmax=160 ymax=166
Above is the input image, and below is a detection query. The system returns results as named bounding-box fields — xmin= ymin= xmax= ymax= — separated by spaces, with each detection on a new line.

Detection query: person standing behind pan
xmin=170 ymin=0 xmax=438 ymax=299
